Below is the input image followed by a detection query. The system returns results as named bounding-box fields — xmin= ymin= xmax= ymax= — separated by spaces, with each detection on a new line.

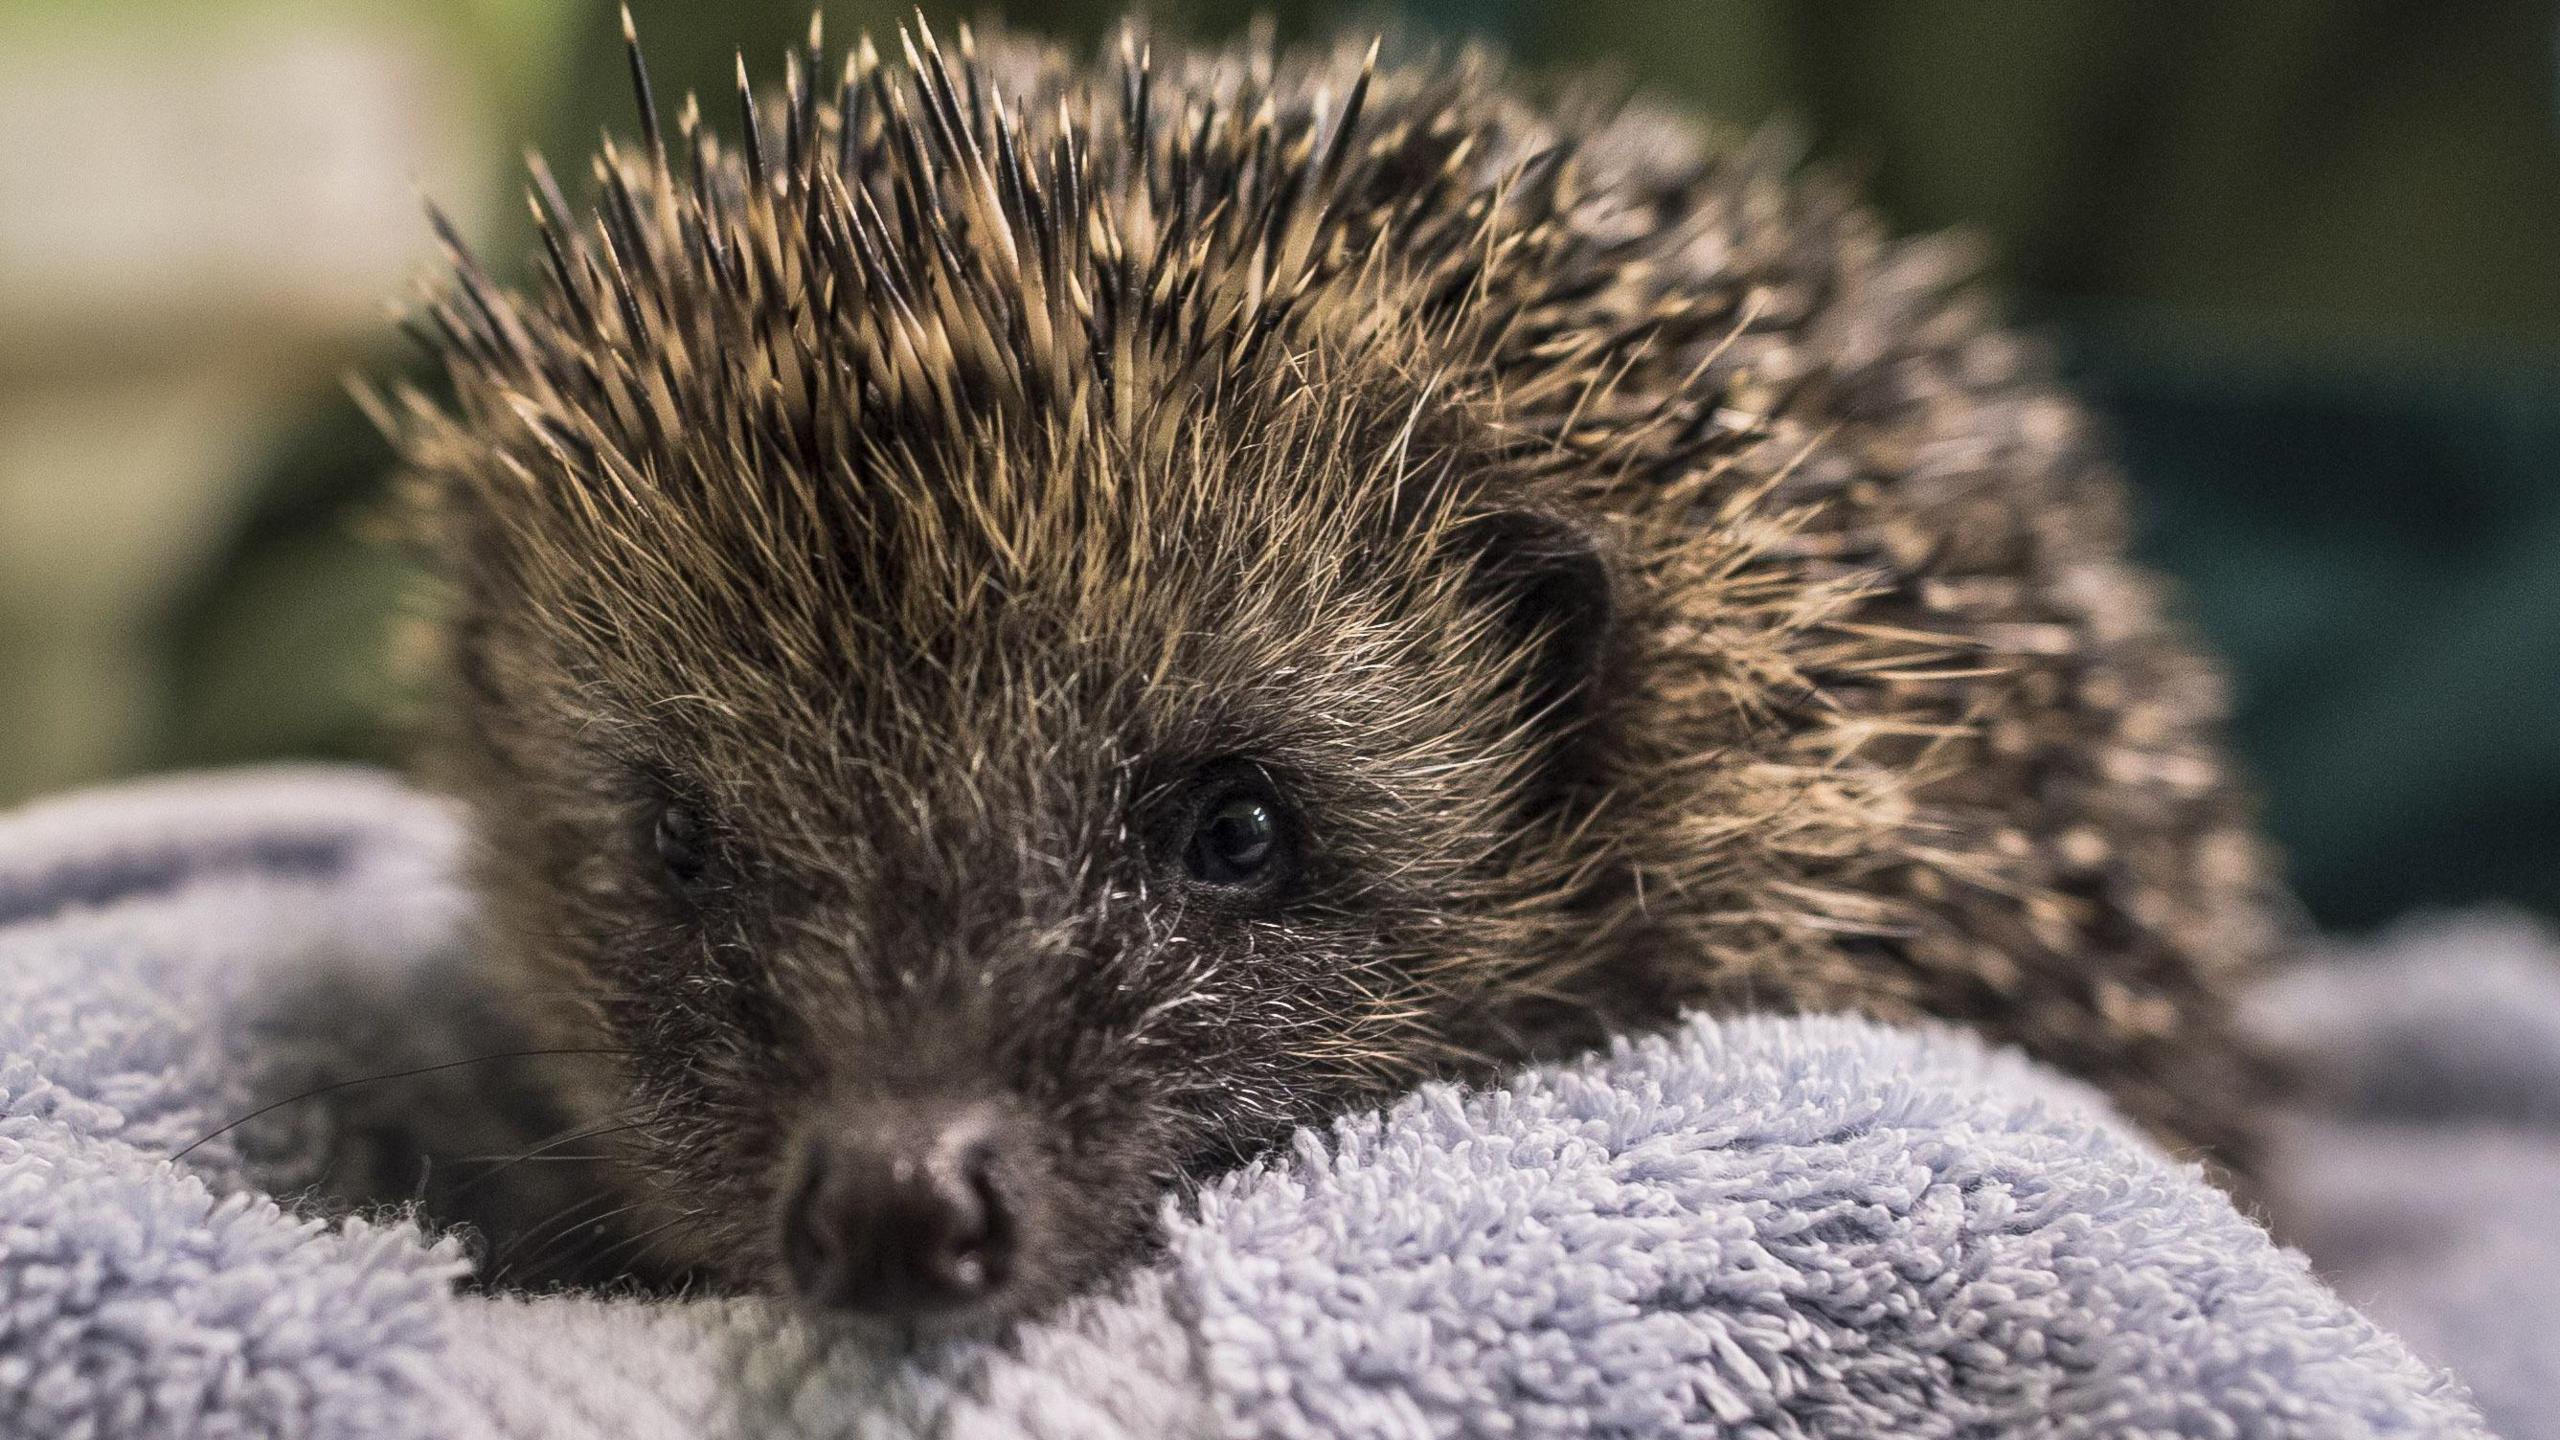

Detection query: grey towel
xmin=0 ymin=769 xmax=2509 ymax=1437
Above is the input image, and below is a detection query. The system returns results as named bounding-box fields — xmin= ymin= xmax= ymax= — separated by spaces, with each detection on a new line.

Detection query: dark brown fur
xmin=383 ymin=19 xmax=2283 ymax=1316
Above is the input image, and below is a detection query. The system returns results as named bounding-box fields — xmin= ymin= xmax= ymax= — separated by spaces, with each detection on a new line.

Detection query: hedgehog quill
xmin=379 ymin=13 xmax=2282 ymax=1323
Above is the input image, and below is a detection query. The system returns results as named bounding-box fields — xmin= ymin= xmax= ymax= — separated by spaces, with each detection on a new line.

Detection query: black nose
xmin=780 ymin=1100 xmax=1013 ymax=1315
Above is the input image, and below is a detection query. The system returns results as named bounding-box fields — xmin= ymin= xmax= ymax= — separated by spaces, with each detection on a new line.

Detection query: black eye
xmin=654 ymin=800 xmax=710 ymax=889
xmin=1184 ymin=781 xmax=1291 ymax=888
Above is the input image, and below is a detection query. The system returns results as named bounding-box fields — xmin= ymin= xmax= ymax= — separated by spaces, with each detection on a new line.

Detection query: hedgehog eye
xmin=1182 ymin=771 xmax=1294 ymax=891
xmin=653 ymin=799 xmax=711 ymax=891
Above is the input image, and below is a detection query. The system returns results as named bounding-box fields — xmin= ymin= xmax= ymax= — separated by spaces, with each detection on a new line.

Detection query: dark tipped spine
xmin=1314 ymin=39 xmax=1378 ymax=200
xmin=620 ymin=4 xmax=668 ymax=172
xmin=528 ymin=187 xmax=600 ymax=340
xmin=735 ymin=52 xmax=768 ymax=191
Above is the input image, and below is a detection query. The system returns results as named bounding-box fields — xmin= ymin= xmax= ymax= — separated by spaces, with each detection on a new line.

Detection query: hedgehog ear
xmin=1454 ymin=508 xmax=1621 ymax=798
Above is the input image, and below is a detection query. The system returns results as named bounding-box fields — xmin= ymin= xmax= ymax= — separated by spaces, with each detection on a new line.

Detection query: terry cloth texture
xmin=0 ymin=767 xmax=2520 ymax=1439
xmin=2251 ymin=912 xmax=2560 ymax=1440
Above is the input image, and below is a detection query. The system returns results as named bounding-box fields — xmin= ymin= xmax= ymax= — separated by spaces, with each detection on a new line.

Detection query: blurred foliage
xmin=139 ymin=0 xmax=2560 ymax=929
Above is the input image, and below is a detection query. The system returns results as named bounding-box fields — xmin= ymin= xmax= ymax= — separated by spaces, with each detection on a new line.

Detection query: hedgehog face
xmin=429 ymin=426 xmax=1618 ymax=1319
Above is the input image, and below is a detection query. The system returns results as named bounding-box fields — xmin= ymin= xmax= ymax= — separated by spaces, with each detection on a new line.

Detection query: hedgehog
xmin=377 ymin=14 xmax=2283 ymax=1323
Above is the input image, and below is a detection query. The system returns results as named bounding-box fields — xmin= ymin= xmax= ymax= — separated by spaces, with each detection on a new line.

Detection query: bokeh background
xmin=2 ymin=0 xmax=2554 ymax=932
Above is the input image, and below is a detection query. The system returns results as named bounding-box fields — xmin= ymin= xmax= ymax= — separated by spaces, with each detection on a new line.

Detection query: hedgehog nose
xmin=781 ymin=1101 xmax=1012 ymax=1315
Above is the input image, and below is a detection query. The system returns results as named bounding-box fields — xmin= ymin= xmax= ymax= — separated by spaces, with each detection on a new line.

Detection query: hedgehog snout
xmin=777 ymin=1095 xmax=1022 ymax=1317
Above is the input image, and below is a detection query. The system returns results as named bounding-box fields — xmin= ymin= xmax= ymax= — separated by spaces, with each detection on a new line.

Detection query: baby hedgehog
xmin=384 ymin=17 xmax=2281 ymax=1323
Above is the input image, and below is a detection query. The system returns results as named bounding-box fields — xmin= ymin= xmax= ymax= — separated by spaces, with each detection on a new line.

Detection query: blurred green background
xmin=1 ymin=0 xmax=2553 ymax=931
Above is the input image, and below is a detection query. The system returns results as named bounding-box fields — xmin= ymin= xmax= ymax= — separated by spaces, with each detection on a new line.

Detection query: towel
xmin=0 ymin=768 xmax=2515 ymax=1438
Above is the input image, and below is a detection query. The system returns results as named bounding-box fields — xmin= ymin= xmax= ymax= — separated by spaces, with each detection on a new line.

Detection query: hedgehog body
xmin=392 ymin=20 xmax=2280 ymax=1317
